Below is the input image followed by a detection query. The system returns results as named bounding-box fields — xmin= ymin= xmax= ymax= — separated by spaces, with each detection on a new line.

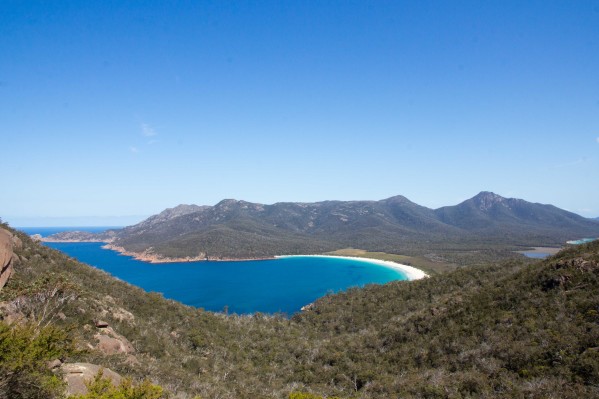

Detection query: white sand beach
xmin=276 ymin=255 xmax=429 ymax=280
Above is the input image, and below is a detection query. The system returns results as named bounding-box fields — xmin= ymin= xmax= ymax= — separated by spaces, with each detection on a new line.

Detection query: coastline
xmin=41 ymin=238 xmax=108 ymax=243
xmin=276 ymin=254 xmax=429 ymax=281
xmin=42 ymin=240 xmax=429 ymax=277
xmin=102 ymin=244 xmax=276 ymax=263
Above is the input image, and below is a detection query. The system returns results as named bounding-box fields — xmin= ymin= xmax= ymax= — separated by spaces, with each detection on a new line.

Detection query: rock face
xmin=62 ymin=363 xmax=122 ymax=396
xmin=0 ymin=228 xmax=18 ymax=291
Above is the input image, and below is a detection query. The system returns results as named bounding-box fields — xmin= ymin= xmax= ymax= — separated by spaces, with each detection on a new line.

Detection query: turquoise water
xmin=44 ymin=241 xmax=407 ymax=315
xmin=566 ymin=238 xmax=597 ymax=245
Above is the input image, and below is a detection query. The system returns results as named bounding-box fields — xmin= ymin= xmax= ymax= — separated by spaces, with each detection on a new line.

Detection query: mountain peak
xmin=383 ymin=195 xmax=413 ymax=204
xmin=216 ymin=199 xmax=239 ymax=206
xmin=157 ymin=204 xmax=204 ymax=218
xmin=470 ymin=191 xmax=507 ymax=211
xmin=170 ymin=203 xmax=202 ymax=212
xmin=474 ymin=191 xmax=504 ymax=200
xmin=214 ymin=199 xmax=261 ymax=211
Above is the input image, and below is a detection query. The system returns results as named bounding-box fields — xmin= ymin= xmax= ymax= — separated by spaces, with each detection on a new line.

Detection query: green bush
xmin=0 ymin=321 xmax=75 ymax=399
xmin=71 ymin=369 xmax=164 ymax=399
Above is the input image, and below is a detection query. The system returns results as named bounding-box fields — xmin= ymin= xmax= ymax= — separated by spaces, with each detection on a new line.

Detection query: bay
xmin=43 ymin=238 xmax=407 ymax=315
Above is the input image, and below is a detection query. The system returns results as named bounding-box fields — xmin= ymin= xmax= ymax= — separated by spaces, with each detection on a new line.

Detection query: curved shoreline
xmin=43 ymin=240 xmax=429 ymax=279
xmin=276 ymin=254 xmax=429 ymax=281
xmin=103 ymin=245 xmax=430 ymax=279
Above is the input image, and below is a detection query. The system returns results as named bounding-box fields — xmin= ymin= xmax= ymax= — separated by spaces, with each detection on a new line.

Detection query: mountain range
xmin=46 ymin=192 xmax=599 ymax=261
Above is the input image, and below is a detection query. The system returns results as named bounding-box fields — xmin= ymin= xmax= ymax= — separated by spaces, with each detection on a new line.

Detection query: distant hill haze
xmin=46 ymin=192 xmax=599 ymax=260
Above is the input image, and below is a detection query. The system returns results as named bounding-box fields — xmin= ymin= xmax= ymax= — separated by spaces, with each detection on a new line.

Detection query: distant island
xmin=43 ymin=191 xmax=599 ymax=265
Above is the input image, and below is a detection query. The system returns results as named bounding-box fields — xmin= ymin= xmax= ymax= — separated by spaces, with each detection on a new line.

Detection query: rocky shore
xmin=102 ymin=244 xmax=276 ymax=263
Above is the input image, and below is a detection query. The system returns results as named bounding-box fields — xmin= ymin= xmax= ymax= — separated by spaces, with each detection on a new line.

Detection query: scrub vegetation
xmin=2 ymin=223 xmax=598 ymax=398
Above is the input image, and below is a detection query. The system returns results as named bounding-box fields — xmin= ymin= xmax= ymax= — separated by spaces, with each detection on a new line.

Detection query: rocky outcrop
xmin=47 ymin=359 xmax=63 ymax=370
xmin=62 ymin=363 xmax=122 ymax=396
xmin=0 ymin=301 xmax=25 ymax=324
xmin=0 ymin=228 xmax=19 ymax=291
xmin=94 ymin=326 xmax=135 ymax=355
xmin=94 ymin=319 xmax=109 ymax=328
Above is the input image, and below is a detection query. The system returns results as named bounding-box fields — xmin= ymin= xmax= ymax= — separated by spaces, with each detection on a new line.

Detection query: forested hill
xmin=47 ymin=192 xmax=599 ymax=260
xmin=2 ymin=224 xmax=599 ymax=398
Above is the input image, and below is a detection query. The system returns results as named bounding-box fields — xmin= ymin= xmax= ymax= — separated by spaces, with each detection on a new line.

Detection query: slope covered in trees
xmin=47 ymin=192 xmax=599 ymax=261
xmin=2 ymin=223 xmax=599 ymax=398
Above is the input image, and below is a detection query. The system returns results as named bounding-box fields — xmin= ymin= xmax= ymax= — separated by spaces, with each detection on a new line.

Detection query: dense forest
xmin=2 ymin=223 xmax=599 ymax=398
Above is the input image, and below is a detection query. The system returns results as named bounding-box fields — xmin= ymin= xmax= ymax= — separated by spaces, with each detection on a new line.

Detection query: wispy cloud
xmin=141 ymin=123 xmax=157 ymax=137
xmin=596 ymin=136 xmax=599 ymax=144
xmin=554 ymin=157 xmax=587 ymax=168
xmin=132 ymin=123 xmax=160 ymax=152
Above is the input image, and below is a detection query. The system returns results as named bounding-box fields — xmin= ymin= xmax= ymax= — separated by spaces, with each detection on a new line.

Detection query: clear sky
xmin=2 ymin=1 xmax=599 ymax=226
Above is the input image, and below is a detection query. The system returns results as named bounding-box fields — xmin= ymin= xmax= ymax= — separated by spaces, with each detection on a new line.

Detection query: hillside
xmin=435 ymin=191 xmax=599 ymax=239
xmin=47 ymin=192 xmax=599 ymax=262
xmin=2 ymin=223 xmax=599 ymax=398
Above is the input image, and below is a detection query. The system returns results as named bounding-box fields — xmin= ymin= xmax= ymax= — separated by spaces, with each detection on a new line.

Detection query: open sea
xmin=20 ymin=227 xmax=407 ymax=315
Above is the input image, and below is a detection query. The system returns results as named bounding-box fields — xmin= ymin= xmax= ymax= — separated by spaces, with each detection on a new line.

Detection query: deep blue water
xmin=41 ymin=236 xmax=407 ymax=315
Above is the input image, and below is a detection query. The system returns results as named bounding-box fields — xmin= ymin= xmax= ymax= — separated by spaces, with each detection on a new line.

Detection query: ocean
xmin=18 ymin=226 xmax=122 ymax=237
xmin=23 ymin=227 xmax=408 ymax=315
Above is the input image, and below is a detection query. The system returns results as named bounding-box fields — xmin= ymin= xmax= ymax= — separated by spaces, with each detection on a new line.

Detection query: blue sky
xmin=2 ymin=1 xmax=599 ymax=226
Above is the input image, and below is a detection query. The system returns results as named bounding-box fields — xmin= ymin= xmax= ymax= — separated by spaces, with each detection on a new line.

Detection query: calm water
xmin=522 ymin=252 xmax=550 ymax=259
xmin=18 ymin=226 xmax=122 ymax=237
xmin=40 ymin=234 xmax=406 ymax=315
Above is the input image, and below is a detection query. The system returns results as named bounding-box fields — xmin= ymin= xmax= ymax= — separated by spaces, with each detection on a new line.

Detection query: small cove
xmin=517 ymin=246 xmax=562 ymax=260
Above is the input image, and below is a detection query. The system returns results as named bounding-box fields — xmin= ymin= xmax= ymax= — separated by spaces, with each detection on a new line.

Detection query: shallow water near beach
xmin=43 ymin=241 xmax=407 ymax=315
